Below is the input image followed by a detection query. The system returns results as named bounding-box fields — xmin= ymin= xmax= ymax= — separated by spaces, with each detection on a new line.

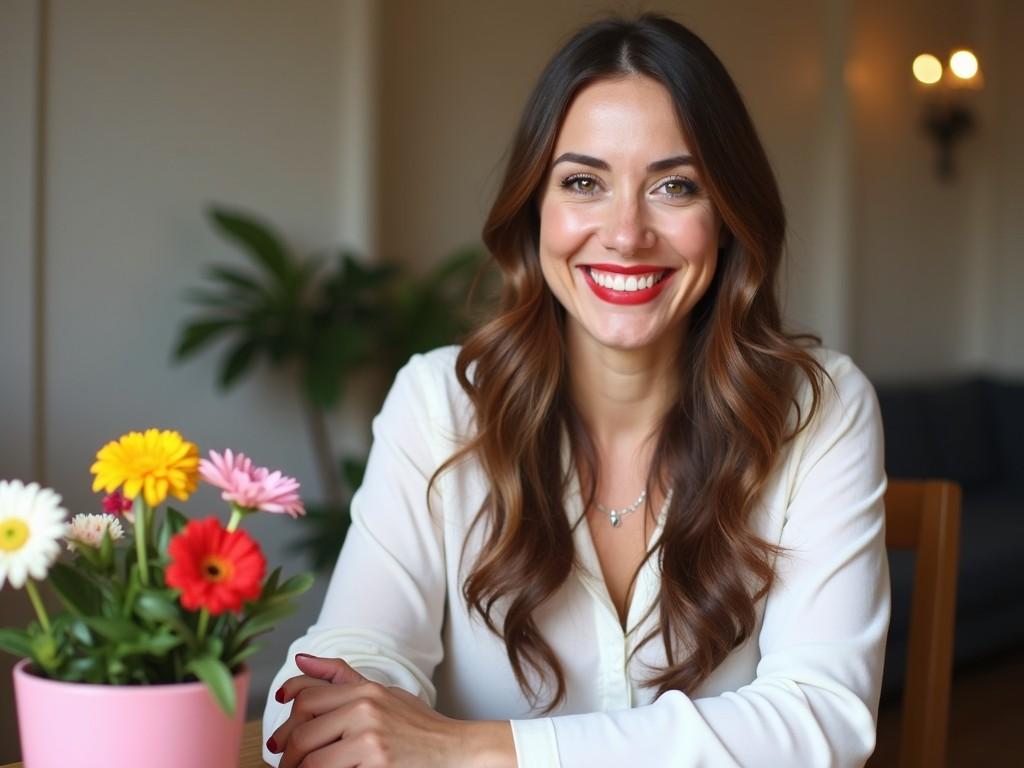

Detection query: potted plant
xmin=0 ymin=428 xmax=313 ymax=768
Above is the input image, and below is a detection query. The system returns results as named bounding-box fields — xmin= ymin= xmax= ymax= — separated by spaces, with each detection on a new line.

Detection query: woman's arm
xmin=510 ymin=354 xmax=890 ymax=768
xmin=262 ymin=352 xmax=456 ymax=765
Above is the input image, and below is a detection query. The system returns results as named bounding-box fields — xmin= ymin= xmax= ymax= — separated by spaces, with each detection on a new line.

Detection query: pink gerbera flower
xmin=199 ymin=449 xmax=305 ymax=518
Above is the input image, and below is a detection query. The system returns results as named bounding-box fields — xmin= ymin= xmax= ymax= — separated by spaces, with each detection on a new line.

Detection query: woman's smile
xmin=578 ymin=264 xmax=676 ymax=305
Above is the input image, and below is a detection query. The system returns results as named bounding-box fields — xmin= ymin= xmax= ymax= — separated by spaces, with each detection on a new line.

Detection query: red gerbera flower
xmin=165 ymin=517 xmax=265 ymax=615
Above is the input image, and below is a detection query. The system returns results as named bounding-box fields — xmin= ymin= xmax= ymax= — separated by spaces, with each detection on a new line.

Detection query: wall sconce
xmin=912 ymin=49 xmax=983 ymax=180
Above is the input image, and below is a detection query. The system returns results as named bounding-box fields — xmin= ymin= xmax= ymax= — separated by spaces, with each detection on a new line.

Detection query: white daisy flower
xmin=0 ymin=479 xmax=69 ymax=590
xmin=67 ymin=512 xmax=124 ymax=551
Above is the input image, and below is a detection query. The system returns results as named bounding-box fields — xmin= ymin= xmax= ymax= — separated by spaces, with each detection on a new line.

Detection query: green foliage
xmin=174 ymin=205 xmax=490 ymax=408
xmin=2 ymin=509 xmax=312 ymax=715
xmin=175 ymin=205 xmax=494 ymax=570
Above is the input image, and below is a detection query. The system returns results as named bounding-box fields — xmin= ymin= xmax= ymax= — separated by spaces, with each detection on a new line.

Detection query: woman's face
xmin=538 ymin=75 xmax=722 ymax=354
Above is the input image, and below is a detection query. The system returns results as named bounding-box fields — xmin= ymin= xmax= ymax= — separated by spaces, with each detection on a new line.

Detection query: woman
xmin=264 ymin=13 xmax=889 ymax=768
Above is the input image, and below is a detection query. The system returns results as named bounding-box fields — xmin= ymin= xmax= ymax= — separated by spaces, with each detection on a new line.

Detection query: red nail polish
xmin=275 ymin=687 xmax=285 ymax=703
xmin=267 ymin=736 xmax=279 ymax=753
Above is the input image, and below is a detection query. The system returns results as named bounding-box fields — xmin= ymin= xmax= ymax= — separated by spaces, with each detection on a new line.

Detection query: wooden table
xmin=1 ymin=719 xmax=268 ymax=767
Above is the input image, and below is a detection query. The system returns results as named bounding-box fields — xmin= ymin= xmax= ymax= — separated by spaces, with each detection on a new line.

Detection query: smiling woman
xmin=262 ymin=13 xmax=889 ymax=768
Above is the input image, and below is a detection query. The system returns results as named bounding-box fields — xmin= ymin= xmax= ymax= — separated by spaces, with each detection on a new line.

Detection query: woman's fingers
xmin=270 ymin=678 xmax=387 ymax=756
xmin=276 ymin=685 xmax=387 ymax=768
xmin=293 ymin=653 xmax=367 ymax=685
xmin=274 ymin=674 xmax=330 ymax=705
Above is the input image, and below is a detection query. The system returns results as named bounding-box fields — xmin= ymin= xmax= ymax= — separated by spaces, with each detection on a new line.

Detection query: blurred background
xmin=1 ymin=0 xmax=1020 ymax=764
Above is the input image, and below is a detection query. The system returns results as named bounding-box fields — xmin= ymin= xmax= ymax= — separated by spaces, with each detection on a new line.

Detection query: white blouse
xmin=263 ymin=345 xmax=890 ymax=767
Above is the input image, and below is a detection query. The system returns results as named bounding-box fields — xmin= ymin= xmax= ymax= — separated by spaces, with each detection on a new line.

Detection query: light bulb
xmin=913 ymin=53 xmax=943 ymax=85
xmin=949 ymin=49 xmax=979 ymax=80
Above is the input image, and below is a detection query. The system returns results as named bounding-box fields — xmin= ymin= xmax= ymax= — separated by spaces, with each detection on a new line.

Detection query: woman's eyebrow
xmin=552 ymin=152 xmax=695 ymax=172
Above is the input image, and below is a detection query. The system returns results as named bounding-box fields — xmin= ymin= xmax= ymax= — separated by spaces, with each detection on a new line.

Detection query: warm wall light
xmin=949 ymin=50 xmax=979 ymax=81
xmin=913 ymin=54 xmax=943 ymax=85
xmin=913 ymin=48 xmax=982 ymax=180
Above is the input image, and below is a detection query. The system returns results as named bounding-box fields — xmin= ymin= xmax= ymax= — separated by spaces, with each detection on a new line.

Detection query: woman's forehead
xmin=553 ymin=76 xmax=693 ymax=161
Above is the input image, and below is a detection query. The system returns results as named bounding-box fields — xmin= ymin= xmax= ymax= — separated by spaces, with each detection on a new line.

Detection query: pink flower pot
xmin=12 ymin=658 xmax=250 ymax=768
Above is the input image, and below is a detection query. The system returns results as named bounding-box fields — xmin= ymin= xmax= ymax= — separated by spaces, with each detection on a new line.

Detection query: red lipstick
xmin=578 ymin=265 xmax=674 ymax=305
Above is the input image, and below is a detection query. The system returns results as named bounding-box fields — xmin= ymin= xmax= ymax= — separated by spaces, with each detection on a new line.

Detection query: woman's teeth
xmin=586 ymin=267 xmax=666 ymax=292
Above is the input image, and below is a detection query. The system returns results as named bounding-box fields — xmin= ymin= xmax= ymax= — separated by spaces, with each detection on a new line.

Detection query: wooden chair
xmin=882 ymin=480 xmax=961 ymax=768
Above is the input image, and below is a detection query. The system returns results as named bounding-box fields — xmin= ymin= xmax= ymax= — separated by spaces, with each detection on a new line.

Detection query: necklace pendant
xmin=610 ymin=511 xmax=621 ymax=527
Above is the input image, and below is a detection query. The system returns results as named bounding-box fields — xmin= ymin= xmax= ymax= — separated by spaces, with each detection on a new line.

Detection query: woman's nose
xmin=600 ymin=195 xmax=655 ymax=256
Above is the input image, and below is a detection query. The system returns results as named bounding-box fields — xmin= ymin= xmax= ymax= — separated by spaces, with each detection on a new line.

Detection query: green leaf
xmin=273 ymin=572 xmax=315 ymax=602
xmin=64 ymin=654 xmax=103 ymax=683
xmin=48 ymin=561 xmax=102 ymax=616
xmin=262 ymin=566 xmax=282 ymax=598
xmin=29 ymin=632 xmax=59 ymax=673
xmin=208 ymin=207 xmax=292 ymax=284
xmin=99 ymin=526 xmax=115 ymax=569
xmin=205 ymin=264 xmax=268 ymax=295
xmin=0 ymin=629 xmax=33 ymax=658
xmin=226 ymin=643 xmax=262 ymax=668
xmin=83 ymin=616 xmax=142 ymax=643
xmin=341 ymin=457 xmax=366 ymax=491
xmin=219 ymin=338 xmax=259 ymax=389
xmin=135 ymin=590 xmax=181 ymax=622
xmin=157 ymin=506 xmax=188 ymax=553
xmin=186 ymin=655 xmax=236 ymax=716
xmin=116 ymin=630 xmax=183 ymax=658
xmin=233 ymin=601 xmax=299 ymax=645
xmin=165 ymin=507 xmax=188 ymax=535
xmin=68 ymin=619 xmax=94 ymax=647
xmin=173 ymin=318 xmax=238 ymax=359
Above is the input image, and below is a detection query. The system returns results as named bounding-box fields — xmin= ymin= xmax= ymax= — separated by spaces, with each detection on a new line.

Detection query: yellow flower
xmin=90 ymin=429 xmax=200 ymax=508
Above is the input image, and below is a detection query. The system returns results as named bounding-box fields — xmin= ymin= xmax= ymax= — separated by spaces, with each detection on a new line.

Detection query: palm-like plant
xmin=174 ymin=205 xmax=489 ymax=569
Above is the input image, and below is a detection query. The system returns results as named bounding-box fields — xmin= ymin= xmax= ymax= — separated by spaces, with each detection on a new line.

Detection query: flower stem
xmin=226 ymin=504 xmax=246 ymax=533
xmin=197 ymin=608 xmax=210 ymax=645
xmin=134 ymin=496 xmax=151 ymax=586
xmin=25 ymin=580 xmax=52 ymax=635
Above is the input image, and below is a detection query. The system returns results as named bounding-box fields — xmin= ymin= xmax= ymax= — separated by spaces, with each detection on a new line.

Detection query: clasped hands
xmin=267 ymin=653 xmax=514 ymax=768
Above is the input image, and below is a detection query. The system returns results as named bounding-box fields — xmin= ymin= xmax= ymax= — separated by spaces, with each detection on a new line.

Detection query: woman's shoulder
xmin=396 ymin=344 xmax=464 ymax=397
xmin=389 ymin=345 xmax=473 ymax=439
xmin=801 ymin=345 xmax=878 ymax=414
xmin=788 ymin=344 xmax=882 ymax=456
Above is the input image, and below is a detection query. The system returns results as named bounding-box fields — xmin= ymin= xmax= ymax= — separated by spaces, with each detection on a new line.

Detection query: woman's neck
xmin=566 ymin=322 xmax=681 ymax=453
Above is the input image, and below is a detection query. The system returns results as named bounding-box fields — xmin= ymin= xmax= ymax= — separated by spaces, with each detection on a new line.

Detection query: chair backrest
xmin=884 ymin=479 xmax=961 ymax=768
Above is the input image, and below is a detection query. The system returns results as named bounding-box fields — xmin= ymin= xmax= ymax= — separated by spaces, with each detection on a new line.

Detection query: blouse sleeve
xmin=262 ymin=354 xmax=447 ymax=766
xmin=510 ymin=355 xmax=891 ymax=768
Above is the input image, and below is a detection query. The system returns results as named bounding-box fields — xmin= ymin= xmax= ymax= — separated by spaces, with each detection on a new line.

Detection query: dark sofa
xmin=875 ymin=376 xmax=1024 ymax=700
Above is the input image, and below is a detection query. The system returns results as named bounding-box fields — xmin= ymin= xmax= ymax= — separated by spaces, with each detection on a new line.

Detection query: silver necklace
xmin=595 ymin=490 xmax=645 ymax=528
xmin=596 ymin=488 xmax=674 ymax=528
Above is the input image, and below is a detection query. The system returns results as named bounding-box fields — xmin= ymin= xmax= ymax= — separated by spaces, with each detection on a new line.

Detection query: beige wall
xmin=1 ymin=1 xmax=41 ymax=762
xmin=847 ymin=0 xmax=1021 ymax=378
xmin=993 ymin=0 xmax=1024 ymax=370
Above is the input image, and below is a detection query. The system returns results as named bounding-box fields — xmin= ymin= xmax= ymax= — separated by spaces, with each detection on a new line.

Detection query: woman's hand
xmin=268 ymin=653 xmax=515 ymax=768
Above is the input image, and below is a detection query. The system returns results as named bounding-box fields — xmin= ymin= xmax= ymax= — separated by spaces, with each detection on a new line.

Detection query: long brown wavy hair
xmin=431 ymin=13 xmax=828 ymax=714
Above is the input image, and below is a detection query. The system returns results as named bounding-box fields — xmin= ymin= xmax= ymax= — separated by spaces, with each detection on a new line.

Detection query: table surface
xmin=1 ymin=719 xmax=268 ymax=768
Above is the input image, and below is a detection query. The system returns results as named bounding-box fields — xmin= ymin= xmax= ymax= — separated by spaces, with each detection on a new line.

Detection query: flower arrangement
xmin=0 ymin=428 xmax=313 ymax=716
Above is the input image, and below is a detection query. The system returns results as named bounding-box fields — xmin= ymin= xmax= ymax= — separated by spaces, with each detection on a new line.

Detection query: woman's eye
xmin=656 ymin=176 xmax=700 ymax=199
xmin=560 ymin=174 xmax=600 ymax=195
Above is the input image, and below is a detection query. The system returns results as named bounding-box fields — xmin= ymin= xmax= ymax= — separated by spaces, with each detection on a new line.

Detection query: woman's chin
xmin=577 ymin=321 xmax=678 ymax=354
